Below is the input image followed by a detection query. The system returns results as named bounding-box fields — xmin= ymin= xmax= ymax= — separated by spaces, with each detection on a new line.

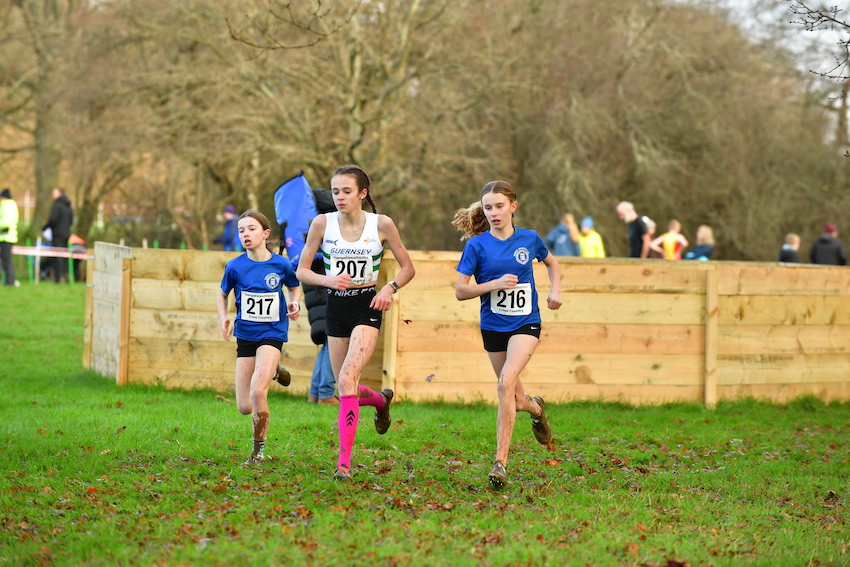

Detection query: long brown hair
xmin=451 ymin=180 xmax=517 ymax=240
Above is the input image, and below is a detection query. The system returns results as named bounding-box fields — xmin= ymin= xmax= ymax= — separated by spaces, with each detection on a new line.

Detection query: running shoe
xmin=244 ymin=453 xmax=270 ymax=465
xmin=333 ymin=465 xmax=352 ymax=481
xmin=531 ymin=395 xmax=552 ymax=445
xmin=374 ymin=388 xmax=394 ymax=434
xmin=273 ymin=364 xmax=291 ymax=387
xmin=488 ymin=460 xmax=508 ymax=489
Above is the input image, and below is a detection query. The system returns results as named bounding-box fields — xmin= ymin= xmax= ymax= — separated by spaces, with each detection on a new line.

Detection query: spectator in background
xmin=615 ymin=201 xmax=650 ymax=258
xmin=642 ymin=216 xmax=664 ymax=258
xmin=214 ymin=205 xmax=242 ymax=252
xmin=0 ymin=188 xmax=19 ymax=287
xmin=43 ymin=187 xmax=73 ymax=283
xmin=684 ymin=225 xmax=715 ymax=261
xmin=650 ymin=219 xmax=689 ymax=260
xmin=544 ymin=213 xmax=581 ymax=256
xmin=578 ymin=216 xmax=606 ymax=258
xmin=810 ymin=223 xmax=848 ymax=266
xmin=779 ymin=233 xmax=801 ymax=263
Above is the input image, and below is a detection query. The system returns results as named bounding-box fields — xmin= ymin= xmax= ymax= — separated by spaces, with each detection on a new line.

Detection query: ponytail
xmin=451 ymin=201 xmax=489 ymax=240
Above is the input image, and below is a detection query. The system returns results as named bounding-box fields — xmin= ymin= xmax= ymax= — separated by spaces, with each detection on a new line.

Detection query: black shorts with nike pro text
xmin=325 ymin=286 xmax=383 ymax=338
xmin=480 ymin=323 xmax=541 ymax=352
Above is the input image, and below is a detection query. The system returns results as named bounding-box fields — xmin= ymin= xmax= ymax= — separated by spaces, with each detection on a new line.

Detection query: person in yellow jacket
xmin=578 ymin=216 xmax=606 ymax=258
xmin=0 ymin=188 xmax=19 ymax=286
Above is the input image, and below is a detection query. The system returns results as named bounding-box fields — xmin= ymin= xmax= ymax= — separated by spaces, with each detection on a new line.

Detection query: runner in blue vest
xmin=452 ymin=180 xmax=562 ymax=488
xmin=296 ymin=165 xmax=415 ymax=481
xmin=216 ymin=210 xmax=302 ymax=465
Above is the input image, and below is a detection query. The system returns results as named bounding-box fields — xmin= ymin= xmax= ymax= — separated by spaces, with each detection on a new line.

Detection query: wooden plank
xmin=128 ymin=337 xmax=319 ymax=373
xmin=718 ymin=295 xmax=850 ymax=326
xmin=381 ymin=294 xmax=400 ymax=391
xmin=133 ymin=278 xmax=301 ymax=313
xmin=396 ymin=381 xmax=704 ymax=405
xmin=398 ymin=321 xmax=704 ymax=355
xmin=131 ymin=278 xmax=224 ymax=311
xmin=718 ymin=325 xmax=850 ymax=355
xmin=83 ymin=259 xmax=94 ymax=370
xmin=719 ymin=264 xmax=850 ymax=296
xmin=717 ymin=382 xmax=850 ymax=402
xmin=94 ymin=242 xmax=132 ymax=274
xmin=91 ymin=298 xmax=122 ymax=378
xmin=397 ymin=321 xmax=481 ymax=352
xmin=400 ymin=290 xmax=480 ymax=322
xmin=92 ymin=270 xmax=125 ymax=304
xmin=131 ymin=308 xmax=223 ymax=342
xmin=129 ymin=307 xmax=315 ymax=346
xmin=717 ymin=353 xmax=850 ymax=384
xmin=401 ymin=260 xmax=462 ymax=291
xmin=407 ymin=255 xmax=709 ymax=293
xmin=552 ymin=260 xmax=709 ymax=293
xmin=396 ymin=352 xmax=703 ymax=386
xmin=117 ymin=258 xmax=132 ymax=387
xmin=131 ymin=248 xmax=239 ymax=282
xmin=704 ymin=269 xmax=718 ymax=407
xmin=547 ymin=293 xmax=705 ymax=325
xmin=401 ymin=290 xmax=704 ymax=325
xmin=129 ymin=366 xmax=313 ymax=394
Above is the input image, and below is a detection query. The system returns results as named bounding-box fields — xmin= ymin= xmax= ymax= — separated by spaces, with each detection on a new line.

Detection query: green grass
xmin=1 ymin=283 xmax=848 ymax=566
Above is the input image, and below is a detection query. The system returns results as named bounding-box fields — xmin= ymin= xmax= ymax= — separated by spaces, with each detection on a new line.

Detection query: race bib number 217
xmin=241 ymin=291 xmax=280 ymax=322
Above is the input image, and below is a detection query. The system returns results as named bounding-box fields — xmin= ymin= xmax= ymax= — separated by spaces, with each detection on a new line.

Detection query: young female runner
xmin=296 ymin=165 xmax=415 ymax=481
xmin=216 ymin=210 xmax=302 ymax=464
xmin=453 ymin=180 xmax=562 ymax=488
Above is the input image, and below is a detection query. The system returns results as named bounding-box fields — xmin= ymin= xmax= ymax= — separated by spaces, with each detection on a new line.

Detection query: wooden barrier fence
xmin=84 ymin=243 xmax=850 ymax=405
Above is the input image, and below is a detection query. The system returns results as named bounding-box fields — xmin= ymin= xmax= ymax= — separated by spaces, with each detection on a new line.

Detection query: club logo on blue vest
xmin=264 ymin=273 xmax=281 ymax=290
xmin=513 ymin=247 xmax=530 ymax=265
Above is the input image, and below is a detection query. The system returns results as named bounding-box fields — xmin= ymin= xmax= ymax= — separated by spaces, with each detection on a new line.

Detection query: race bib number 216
xmin=490 ymin=282 xmax=532 ymax=316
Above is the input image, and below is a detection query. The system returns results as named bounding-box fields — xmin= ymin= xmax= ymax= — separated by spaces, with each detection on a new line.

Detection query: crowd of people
xmin=0 ymin=186 xmax=81 ymax=286
xmin=545 ymin=200 xmax=846 ymax=266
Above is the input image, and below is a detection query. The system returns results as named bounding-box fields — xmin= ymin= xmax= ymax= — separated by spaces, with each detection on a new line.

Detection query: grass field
xmin=1 ymin=283 xmax=848 ymax=566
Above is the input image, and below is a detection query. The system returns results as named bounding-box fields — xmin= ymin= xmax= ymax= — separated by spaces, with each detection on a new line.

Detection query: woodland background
xmin=1 ymin=0 xmax=850 ymax=260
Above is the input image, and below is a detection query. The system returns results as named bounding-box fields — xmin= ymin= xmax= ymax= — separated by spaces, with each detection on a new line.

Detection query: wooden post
xmin=704 ymin=268 xmax=718 ymax=407
xmin=382 ymin=292 xmax=400 ymax=392
xmin=82 ymin=255 xmax=94 ymax=370
xmin=380 ymin=253 xmax=400 ymax=393
xmin=117 ymin=257 xmax=132 ymax=386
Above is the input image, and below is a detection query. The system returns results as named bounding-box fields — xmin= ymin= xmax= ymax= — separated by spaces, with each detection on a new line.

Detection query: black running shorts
xmin=480 ymin=323 xmax=541 ymax=352
xmin=325 ymin=286 xmax=382 ymax=337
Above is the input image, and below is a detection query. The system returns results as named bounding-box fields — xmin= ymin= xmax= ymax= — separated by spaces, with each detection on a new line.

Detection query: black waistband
xmin=328 ymin=286 xmax=376 ymax=297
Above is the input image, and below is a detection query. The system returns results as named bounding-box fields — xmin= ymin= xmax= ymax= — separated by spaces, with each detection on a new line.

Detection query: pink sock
xmin=337 ymin=395 xmax=359 ymax=470
xmin=357 ymin=385 xmax=386 ymax=409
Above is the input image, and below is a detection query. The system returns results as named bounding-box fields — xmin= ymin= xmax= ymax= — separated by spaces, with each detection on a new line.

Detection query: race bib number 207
xmin=330 ymin=254 xmax=372 ymax=286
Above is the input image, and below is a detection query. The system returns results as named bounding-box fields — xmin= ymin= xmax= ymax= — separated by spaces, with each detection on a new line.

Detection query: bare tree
xmin=790 ymin=1 xmax=850 ymax=80
xmin=2 ymin=1 xmax=90 ymax=237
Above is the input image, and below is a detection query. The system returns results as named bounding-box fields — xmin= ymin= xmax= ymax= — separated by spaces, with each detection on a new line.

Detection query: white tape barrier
xmin=11 ymin=245 xmax=91 ymax=260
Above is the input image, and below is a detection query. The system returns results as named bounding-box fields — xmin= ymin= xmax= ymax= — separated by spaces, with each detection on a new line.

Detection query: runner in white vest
xmin=296 ymin=165 xmax=415 ymax=481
